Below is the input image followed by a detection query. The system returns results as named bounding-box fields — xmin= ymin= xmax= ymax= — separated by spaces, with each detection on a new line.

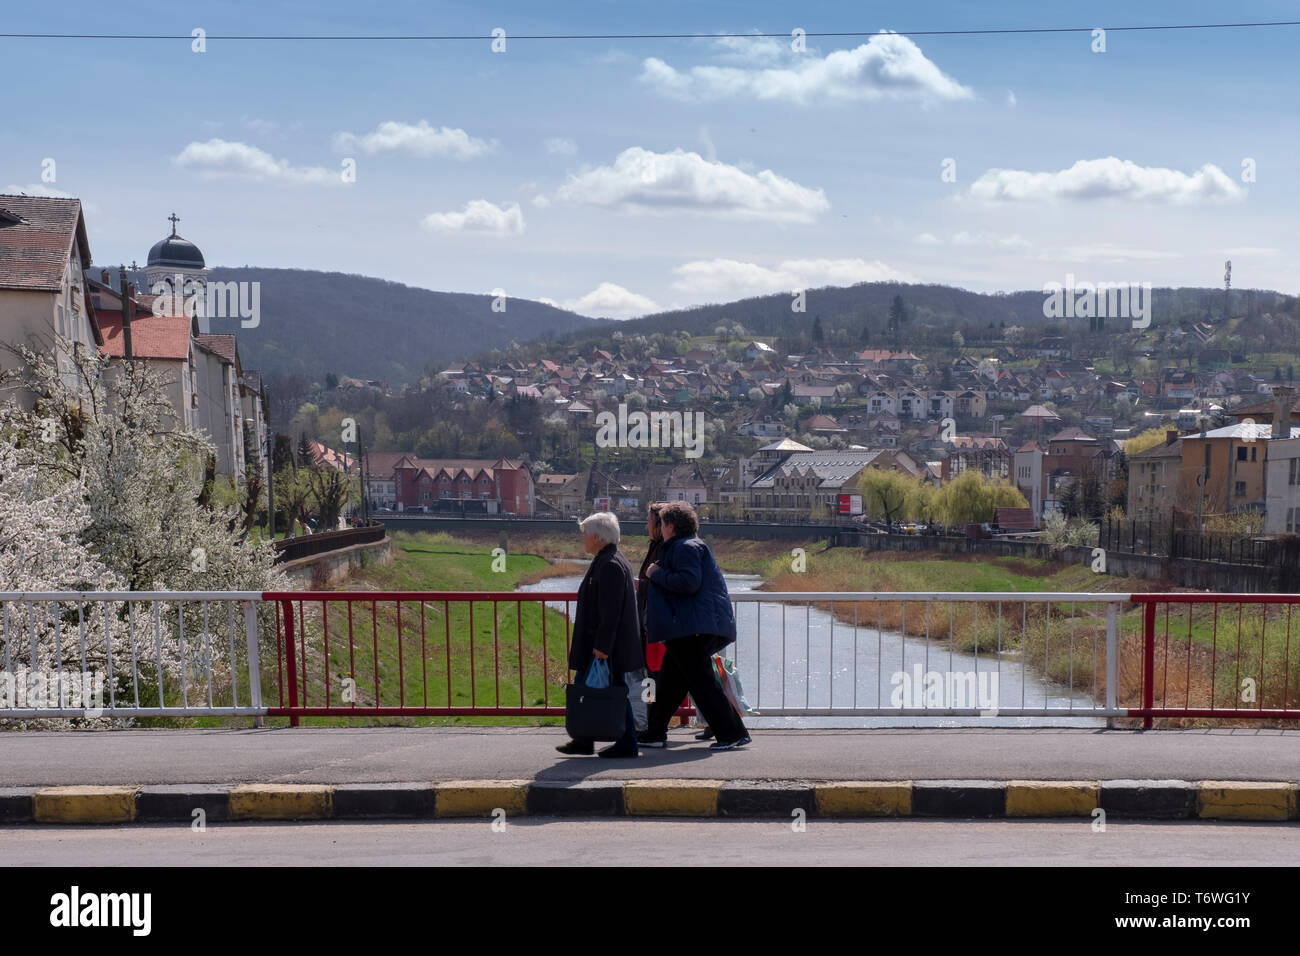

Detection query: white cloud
xmin=1041 ymin=243 xmax=1181 ymax=263
xmin=1220 ymin=247 xmax=1278 ymax=257
xmin=543 ymin=137 xmax=578 ymax=156
xmin=1006 ymin=90 xmax=1017 ymax=108
xmin=3 ymin=183 xmax=73 ymax=198
xmin=970 ymin=157 xmax=1244 ymax=204
xmin=709 ymin=33 xmax=789 ymax=65
xmin=951 ymin=230 xmax=1031 ymax=250
xmin=564 ymin=282 xmax=661 ymax=318
xmin=640 ymin=32 xmax=973 ymax=105
xmin=671 ymin=257 xmax=916 ymax=298
xmin=555 ymin=147 xmax=828 ymax=223
xmin=173 ymin=139 xmax=339 ymax=184
xmin=420 ymin=200 xmax=525 ymax=236
xmin=333 ymin=121 xmax=494 ymax=160
xmin=530 ymin=194 xmax=551 ymax=208
xmin=914 ymin=232 xmax=941 ymax=245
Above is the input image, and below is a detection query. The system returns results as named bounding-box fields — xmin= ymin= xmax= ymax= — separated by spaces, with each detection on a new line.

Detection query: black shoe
xmin=694 ymin=727 xmax=715 ymax=741
xmin=636 ymin=731 xmax=667 ymax=748
xmin=598 ymin=744 xmax=640 ymax=759
xmin=555 ymin=739 xmax=594 ymax=755
xmin=709 ymin=734 xmax=752 ymax=752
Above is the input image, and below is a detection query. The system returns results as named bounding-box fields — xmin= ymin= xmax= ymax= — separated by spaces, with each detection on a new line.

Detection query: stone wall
xmin=279 ymin=536 xmax=393 ymax=588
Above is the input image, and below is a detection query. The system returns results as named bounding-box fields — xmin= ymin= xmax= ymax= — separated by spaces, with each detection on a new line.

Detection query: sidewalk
xmin=1 ymin=728 xmax=1297 ymax=823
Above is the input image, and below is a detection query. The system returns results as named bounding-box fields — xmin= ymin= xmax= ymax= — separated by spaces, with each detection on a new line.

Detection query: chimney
xmin=1272 ymin=385 xmax=1295 ymax=439
xmin=100 ymin=269 xmax=110 ymax=285
xmin=1166 ymin=429 xmax=1178 ymax=446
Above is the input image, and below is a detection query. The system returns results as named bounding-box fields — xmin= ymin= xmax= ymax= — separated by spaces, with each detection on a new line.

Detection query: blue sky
xmin=4 ymin=0 xmax=1298 ymax=317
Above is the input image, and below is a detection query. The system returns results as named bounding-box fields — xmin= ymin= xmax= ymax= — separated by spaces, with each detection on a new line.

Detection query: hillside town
xmin=7 ymin=192 xmax=1300 ymax=540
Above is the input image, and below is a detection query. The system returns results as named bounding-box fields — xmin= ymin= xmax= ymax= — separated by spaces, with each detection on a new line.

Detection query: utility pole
xmin=118 ymin=265 xmax=133 ymax=360
xmin=265 ymin=386 xmax=275 ymax=539
xmin=356 ymin=420 xmax=369 ymax=524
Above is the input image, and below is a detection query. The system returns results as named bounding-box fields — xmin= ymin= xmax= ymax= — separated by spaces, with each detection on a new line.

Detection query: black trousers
xmin=646 ymin=634 xmax=746 ymax=743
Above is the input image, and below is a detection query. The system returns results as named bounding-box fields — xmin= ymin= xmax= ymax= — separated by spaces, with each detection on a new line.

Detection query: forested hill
xmin=201 ymin=267 xmax=606 ymax=385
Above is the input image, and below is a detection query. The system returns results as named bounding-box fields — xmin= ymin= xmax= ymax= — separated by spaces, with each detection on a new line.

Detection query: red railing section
xmin=1130 ymin=593 xmax=1300 ymax=727
xmin=264 ymin=590 xmax=1300 ymax=726
xmin=263 ymin=591 xmax=695 ymax=726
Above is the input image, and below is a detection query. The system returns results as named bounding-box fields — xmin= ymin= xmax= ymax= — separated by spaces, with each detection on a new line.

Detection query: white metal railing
xmin=724 ymin=592 xmax=1130 ymax=719
xmin=0 ymin=592 xmax=266 ymax=719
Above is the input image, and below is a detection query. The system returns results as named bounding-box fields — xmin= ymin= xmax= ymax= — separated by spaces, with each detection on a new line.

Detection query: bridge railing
xmin=4 ymin=590 xmax=1298 ymax=726
xmin=0 ymin=592 xmax=265 ymax=719
xmin=1130 ymin=593 xmax=1300 ymax=727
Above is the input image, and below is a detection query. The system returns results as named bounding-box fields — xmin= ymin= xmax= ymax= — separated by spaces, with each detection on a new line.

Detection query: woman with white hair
xmin=556 ymin=512 xmax=645 ymax=758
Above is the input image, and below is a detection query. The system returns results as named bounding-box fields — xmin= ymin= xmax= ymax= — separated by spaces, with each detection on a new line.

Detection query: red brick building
xmin=391 ymin=455 xmax=534 ymax=515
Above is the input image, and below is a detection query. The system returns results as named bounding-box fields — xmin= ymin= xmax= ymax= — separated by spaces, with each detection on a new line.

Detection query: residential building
xmin=0 ymin=195 xmax=104 ymax=402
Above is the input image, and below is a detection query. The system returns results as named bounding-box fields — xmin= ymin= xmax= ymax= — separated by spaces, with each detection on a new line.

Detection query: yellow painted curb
xmin=229 ymin=784 xmax=333 ymax=820
xmin=435 ymin=780 xmax=529 ymax=817
xmin=815 ymin=782 xmax=913 ymax=816
xmin=1006 ymin=781 xmax=1100 ymax=817
xmin=624 ymin=780 xmax=723 ymax=816
xmin=34 ymin=786 xmax=138 ymax=824
xmin=1197 ymin=781 xmax=1297 ymax=821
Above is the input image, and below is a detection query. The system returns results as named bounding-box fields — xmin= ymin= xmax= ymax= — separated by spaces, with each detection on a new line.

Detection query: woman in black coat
xmin=557 ymin=511 xmax=644 ymax=759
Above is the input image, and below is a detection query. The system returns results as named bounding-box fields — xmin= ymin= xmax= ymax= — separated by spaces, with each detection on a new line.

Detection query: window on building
xmin=1291 ymin=459 xmax=1299 ymax=486
xmin=1251 ymin=447 xmax=1257 ymax=462
xmin=1237 ymin=447 xmax=1247 ymax=462
xmin=1235 ymin=481 xmax=1246 ymax=497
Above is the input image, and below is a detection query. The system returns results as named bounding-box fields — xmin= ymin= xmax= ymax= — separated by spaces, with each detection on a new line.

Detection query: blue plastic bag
xmin=585 ymin=658 xmax=611 ymax=689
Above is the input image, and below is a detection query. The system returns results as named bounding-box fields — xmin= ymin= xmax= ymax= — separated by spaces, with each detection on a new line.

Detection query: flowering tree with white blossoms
xmin=0 ymin=342 xmax=283 ymax=719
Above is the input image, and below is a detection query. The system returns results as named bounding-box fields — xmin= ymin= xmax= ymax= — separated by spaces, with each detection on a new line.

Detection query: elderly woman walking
xmin=639 ymin=502 xmax=751 ymax=751
xmin=556 ymin=512 xmax=645 ymax=759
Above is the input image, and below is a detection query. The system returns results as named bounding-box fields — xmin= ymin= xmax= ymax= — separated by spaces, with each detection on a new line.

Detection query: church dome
xmin=147 ymin=215 xmax=205 ymax=269
xmin=147 ymin=234 xmax=205 ymax=269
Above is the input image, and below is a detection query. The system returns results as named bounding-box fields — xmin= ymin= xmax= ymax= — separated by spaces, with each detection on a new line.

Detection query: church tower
xmin=144 ymin=213 xmax=210 ymax=332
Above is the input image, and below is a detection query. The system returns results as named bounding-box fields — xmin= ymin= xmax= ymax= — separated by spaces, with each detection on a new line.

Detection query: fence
xmin=0 ymin=592 xmax=264 ymax=719
xmin=1130 ymin=593 xmax=1300 ymax=726
xmin=4 ymin=590 xmax=1297 ymax=726
xmin=1098 ymin=515 xmax=1295 ymax=569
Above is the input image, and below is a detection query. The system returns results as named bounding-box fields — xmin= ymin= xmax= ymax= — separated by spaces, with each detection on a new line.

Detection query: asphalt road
xmin=0 ymin=727 xmax=1296 ymax=786
xmin=2 ymin=818 xmax=1297 ymax=866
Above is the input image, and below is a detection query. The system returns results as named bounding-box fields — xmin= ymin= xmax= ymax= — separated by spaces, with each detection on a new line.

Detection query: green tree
xmin=933 ymin=471 xmax=1027 ymax=526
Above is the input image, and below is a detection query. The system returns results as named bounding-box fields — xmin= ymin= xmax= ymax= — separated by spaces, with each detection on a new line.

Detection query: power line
xmin=2 ymin=21 xmax=1300 ymax=41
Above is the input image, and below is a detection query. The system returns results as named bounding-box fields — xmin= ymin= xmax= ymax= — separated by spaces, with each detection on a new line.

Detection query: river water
xmin=518 ymin=571 xmax=1105 ymax=728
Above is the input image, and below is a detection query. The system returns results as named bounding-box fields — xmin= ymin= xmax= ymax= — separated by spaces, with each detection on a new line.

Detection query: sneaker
xmin=598 ymin=744 xmax=640 ymax=759
xmin=555 ymin=739 xmax=594 ymax=755
xmin=708 ymin=734 xmax=752 ymax=752
xmin=694 ymin=727 xmax=715 ymax=741
xmin=636 ymin=731 xmax=667 ymax=748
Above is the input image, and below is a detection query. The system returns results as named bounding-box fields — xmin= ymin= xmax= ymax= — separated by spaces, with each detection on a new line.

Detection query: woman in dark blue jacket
xmin=640 ymin=502 xmax=750 ymax=751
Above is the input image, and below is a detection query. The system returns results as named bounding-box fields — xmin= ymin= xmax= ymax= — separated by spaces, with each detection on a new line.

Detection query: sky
xmin=3 ymin=1 xmax=1298 ymax=318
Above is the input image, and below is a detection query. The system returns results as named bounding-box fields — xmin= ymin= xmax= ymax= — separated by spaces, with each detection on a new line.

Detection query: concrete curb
xmin=0 ymin=780 xmax=1294 ymax=824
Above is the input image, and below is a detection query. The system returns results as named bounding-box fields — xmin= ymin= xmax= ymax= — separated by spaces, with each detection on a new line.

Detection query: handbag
xmin=711 ymin=655 xmax=757 ymax=716
xmin=624 ymin=666 xmax=650 ymax=732
xmin=565 ymin=660 xmax=629 ymax=741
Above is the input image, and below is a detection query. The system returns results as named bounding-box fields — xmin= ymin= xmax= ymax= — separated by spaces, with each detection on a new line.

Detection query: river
xmin=517 ymin=571 xmax=1105 ymax=728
